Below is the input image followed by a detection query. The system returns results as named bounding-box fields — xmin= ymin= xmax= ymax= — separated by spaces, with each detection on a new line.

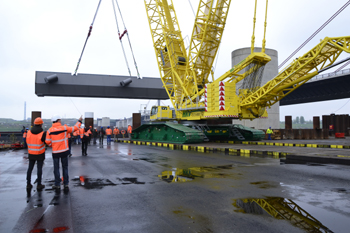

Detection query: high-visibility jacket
xmin=73 ymin=131 xmax=78 ymax=137
xmin=27 ymin=131 xmax=45 ymax=155
xmin=68 ymin=133 xmax=71 ymax=139
xmin=46 ymin=121 xmax=81 ymax=154
xmin=79 ymin=128 xmax=85 ymax=139
xmin=127 ymin=126 xmax=132 ymax=134
xmin=113 ymin=128 xmax=120 ymax=135
xmin=80 ymin=128 xmax=91 ymax=139
xmin=85 ymin=129 xmax=91 ymax=137
xmin=23 ymin=131 xmax=27 ymax=138
xmin=266 ymin=128 xmax=273 ymax=134
xmin=106 ymin=128 xmax=112 ymax=135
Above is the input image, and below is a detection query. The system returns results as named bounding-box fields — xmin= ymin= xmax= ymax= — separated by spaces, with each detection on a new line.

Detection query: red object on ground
xmin=11 ymin=143 xmax=24 ymax=149
xmin=335 ymin=133 xmax=345 ymax=138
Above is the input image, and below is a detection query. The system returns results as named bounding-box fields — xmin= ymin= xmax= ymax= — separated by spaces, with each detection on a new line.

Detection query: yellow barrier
xmin=240 ymin=149 xmax=250 ymax=154
xmin=337 ymin=155 xmax=350 ymax=158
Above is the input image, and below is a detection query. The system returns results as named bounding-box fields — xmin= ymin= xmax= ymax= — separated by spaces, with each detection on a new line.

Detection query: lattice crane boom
xmin=240 ymin=36 xmax=350 ymax=110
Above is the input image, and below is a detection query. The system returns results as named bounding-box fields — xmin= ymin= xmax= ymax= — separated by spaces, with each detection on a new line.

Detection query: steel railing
xmin=309 ymin=68 xmax=350 ymax=82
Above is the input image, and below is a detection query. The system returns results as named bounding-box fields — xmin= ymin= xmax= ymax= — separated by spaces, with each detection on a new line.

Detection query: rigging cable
xmin=335 ymin=60 xmax=350 ymax=72
xmin=73 ymin=0 xmax=102 ymax=76
xmin=112 ymin=0 xmax=132 ymax=76
xmin=278 ymin=0 xmax=350 ymax=70
xmin=114 ymin=0 xmax=141 ymax=79
xmin=332 ymin=98 xmax=350 ymax=113
xmin=188 ymin=0 xmax=195 ymax=16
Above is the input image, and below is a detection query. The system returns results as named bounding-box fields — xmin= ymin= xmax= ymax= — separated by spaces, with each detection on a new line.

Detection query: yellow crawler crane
xmin=133 ymin=0 xmax=350 ymax=143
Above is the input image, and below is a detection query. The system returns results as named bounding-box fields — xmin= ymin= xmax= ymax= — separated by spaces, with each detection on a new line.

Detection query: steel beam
xmin=280 ymin=73 xmax=350 ymax=106
xmin=35 ymin=71 xmax=168 ymax=100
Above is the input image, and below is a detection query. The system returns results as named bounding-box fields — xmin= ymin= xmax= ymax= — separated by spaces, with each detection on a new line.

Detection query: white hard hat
xmin=51 ymin=115 xmax=61 ymax=122
xmin=81 ymin=124 xmax=85 ymax=129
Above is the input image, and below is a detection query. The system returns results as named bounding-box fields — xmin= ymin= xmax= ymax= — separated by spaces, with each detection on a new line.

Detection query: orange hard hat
xmin=34 ymin=117 xmax=44 ymax=125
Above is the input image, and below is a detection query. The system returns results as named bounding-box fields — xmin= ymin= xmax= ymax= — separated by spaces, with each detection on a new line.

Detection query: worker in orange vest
xmin=77 ymin=125 xmax=82 ymax=144
xmin=127 ymin=125 xmax=132 ymax=138
xmin=23 ymin=128 xmax=28 ymax=148
xmin=113 ymin=127 xmax=120 ymax=142
xmin=67 ymin=131 xmax=73 ymax=157
xmin=46 ymin=115 xmax=82 ymax=190
xmin=88 ymin=125 xmax=93 ymax=145
xmin=106 ymin=126 xmax=112 ymax=144
xmin=80 ymin=124 xmax=91 ymax=156
xmin=73 ymin=129 xmax=79 ymax=144
xmin=93 ymin=128 xmax=98 ymax=144
xmin=26 ymin=117 xmax=47 ymax=191
xmin=99 ymin=127 xmax=105 ymax=145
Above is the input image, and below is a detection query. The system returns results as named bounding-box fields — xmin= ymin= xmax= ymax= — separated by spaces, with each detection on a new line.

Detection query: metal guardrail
xmin=309 ymin=68 xmax=350 ymax=82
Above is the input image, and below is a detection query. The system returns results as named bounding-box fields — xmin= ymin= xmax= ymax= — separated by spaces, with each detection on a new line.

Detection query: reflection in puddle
xmin=233 ymin=197 xmax=333 ymax=232
xmin=72 ymin=177 xmax=116 ymax=189
xmin=159 ymin=165 xmax=234 ymax=183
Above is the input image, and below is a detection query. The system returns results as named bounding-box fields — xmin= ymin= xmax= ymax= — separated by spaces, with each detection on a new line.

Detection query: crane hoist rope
xmin=112 ymin=0 xmax=132 ymax=77
xmin=278 ymin=0 xmax=350 ymax=70
xmin=113 ymin=0 xmax=141 ymax=79
xmin=73 ymin=0 xmax=102 ymax=76
xmin=73 ymin=0 xmax=141 ymax=79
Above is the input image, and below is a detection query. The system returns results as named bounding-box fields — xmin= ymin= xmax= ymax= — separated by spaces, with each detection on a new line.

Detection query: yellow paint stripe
xmin=337 ymin=155 xmax=350 ymax=158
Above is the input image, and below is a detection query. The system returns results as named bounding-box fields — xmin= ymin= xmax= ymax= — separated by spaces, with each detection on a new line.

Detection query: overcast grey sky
xmin=0 ymin=0 xmax=349 ymax=121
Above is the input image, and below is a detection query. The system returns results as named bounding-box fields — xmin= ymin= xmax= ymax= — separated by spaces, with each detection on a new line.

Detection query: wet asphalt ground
xmin=1 ymin=140 xmax=350 ymax=233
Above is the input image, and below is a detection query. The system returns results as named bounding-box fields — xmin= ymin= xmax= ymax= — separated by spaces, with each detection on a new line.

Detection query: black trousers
xmin=82 ymin=139 xmax=88 ymax=155
xmin=26 ymin=159 xmax=44 ymax=185
xmin=99 ymin=136 xmax=104 ymax=144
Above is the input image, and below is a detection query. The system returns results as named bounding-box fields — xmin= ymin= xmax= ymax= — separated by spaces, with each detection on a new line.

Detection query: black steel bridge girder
xmin=280 ymin=73 xmax=350 ymax=106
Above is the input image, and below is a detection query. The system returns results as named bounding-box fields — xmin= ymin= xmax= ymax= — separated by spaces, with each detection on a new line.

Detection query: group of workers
xmin=24 ymin=115 xmax=132 ymax=191
xmin=69 ymin=125 xmax=132 ymax=145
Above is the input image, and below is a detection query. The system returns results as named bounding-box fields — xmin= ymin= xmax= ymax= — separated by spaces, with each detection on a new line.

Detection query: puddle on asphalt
xmin=72 ymin=176 xmax=147 ymax=188
xmin=280 ymin=158 xmax=327 ymax=166
xmin=233 ymin=197 xmax=335 ymax=233
xmin=331 ymin=188 xmax=347 ymax=193
xmin=117 ymin=177 xmax=145 ymax=185
xmin=250 ymin=181 xmax=280 ymax=189
xmin=29 ymin=228 xmax=48 ymax=233
xmin=72 ymin=176 xmax=116 ymax=190
xmin=159 ymin=165 xmax=235 ymax=183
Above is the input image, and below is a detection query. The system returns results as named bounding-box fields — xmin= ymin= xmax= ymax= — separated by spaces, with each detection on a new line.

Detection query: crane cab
xmin=150 ymin=106 xmax=173 ymax=121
